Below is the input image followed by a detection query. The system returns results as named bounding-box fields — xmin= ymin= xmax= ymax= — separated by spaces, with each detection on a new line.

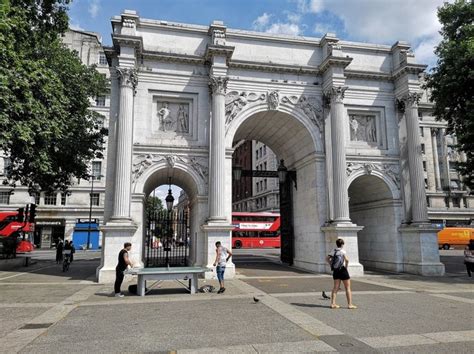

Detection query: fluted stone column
xmin=404 ymin=93 xmax=428 ymax=223
xmin=208 ymin=75 xmax=228 ymax=221
xmin=327 ymin=86 xmax=351 ymax=223
xmin=431 ymin=129 xmax=442 ymax=191
xmin=440 ymin=128 xmax=450 ymax=189
xmin=112 ymin=67 xmax=137 ymax=220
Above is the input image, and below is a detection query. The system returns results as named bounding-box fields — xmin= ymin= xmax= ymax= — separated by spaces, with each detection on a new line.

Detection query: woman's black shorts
xmin=333 ymin=266 xmax=350 ymax=280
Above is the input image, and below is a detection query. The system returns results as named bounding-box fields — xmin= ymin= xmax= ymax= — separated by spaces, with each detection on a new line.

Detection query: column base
xmin=399 ymin=224 xmax=445 ymax=276
xmin=322 ymin=223 xmax=365 ymax=277
xmin=201 ymin=222 xmax=235 ymax=279
xmin=96 ymin=221 xmax=139 ymax=284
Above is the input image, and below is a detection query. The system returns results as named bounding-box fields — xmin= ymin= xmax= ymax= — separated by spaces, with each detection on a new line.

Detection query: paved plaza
xmin=0 ymin=249 xmax=473 ymax=353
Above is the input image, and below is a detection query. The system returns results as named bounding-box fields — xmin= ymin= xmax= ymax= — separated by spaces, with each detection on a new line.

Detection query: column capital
xmin=209 ymin=75 xmax=228 ymax=96
xmin=116 ymin=67 xmax=138 ymax=91
xmin=324 ymin=86 xmax=348 ymax=105
xmin=401 ymin=92 xmax=422 ymax=108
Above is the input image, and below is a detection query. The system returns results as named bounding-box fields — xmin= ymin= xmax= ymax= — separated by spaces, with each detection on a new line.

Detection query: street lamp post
xmin=87 ymin=174 xmax=103 ymax=250
xmin=164 ymin=177 xmax=174 ymax=267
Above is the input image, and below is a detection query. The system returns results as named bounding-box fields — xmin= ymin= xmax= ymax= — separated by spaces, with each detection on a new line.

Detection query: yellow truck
xmin=437 ymin=227 xmax=474 ymax=250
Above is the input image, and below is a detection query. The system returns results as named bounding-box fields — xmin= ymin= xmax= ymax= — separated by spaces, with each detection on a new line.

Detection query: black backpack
xmin=330 ymin=249 xmax=344 ymax=271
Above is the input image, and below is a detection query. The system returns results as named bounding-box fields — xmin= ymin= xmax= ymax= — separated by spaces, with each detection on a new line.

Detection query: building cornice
xmin=112 ymin=34 xmax=143 ymax=54
xmin=319 ymin=55 xmax=353 ymax=73
xmin=392 ymin=63 xmax=427 ymax=80
xmin=141 ymin=50 xmax=205 ymax=65
xmin=345 ymin=69 xmax=392 ymax=81
xmin=229 ymin=59 xmax=320 ymax=75
xmin=205 ymin=44 xmax=235 ymax=64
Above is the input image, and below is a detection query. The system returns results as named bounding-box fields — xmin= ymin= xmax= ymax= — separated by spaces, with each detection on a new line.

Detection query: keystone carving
xmin=267 ymin=90 xmax=280 ymax=110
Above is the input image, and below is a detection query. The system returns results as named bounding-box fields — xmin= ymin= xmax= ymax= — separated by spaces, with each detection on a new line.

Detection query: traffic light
xmin=17 ymin=207 xmax=24 ymax=222
xmin=28 ymin=204 xmax=36 ymax=223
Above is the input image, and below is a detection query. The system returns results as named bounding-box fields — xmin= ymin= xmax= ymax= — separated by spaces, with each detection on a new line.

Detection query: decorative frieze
xmin=209 ymin=76 xmax=228 ymax=95
xmin=225 ymin=91 xmax=265 ymax=125
xmin=132 ymin=154 xmax=208 ymax=184
xmin=346 ymin=162 xmax=400 ymax=189
xmin=295 ymin=96 xmax=323 ymax=132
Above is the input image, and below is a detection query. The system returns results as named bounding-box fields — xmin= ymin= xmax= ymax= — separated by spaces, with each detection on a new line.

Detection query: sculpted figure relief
xmin=225 ymin=92 xmax=248 ymax=125
xmin=157 ymin=102 xmax=171 ymax=131
xmin=349 ymin=115 xmax=377 ymax=143
xmin=267 ymin=91 xmax=279 ymax=110
xmin=156 ymin=101 xmax=190 ymax=134
xmin=177 ymin=104 xmax=189 ymax=133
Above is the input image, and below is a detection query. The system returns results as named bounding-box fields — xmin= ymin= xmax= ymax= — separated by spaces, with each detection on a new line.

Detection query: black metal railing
xmin=145 ymin=209 xmax=189 ymax=267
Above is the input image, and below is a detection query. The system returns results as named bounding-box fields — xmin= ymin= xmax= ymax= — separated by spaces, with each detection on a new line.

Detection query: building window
xmin=95 ymin=96 xmax=106 ymax=107
xmin=264 ymin=179 xmax=267 ymax=190
xmin=422 ymin=161 xmax=427 ymax=171
xmin=61 ymin=193 xmax=67 ymax=206
xmin=3 ymin=157 xmax=11 ymax=176
xmin=91 ymin=193 xmax=100 ymax=206
xmin=255 ymin=150 xmax=258 ymax=160
xmin=452 ymin=198 xmax=460 ymax=208
xmin=0 ymin=192 xmax=10 ymax=204
xmin=263 ymin=145 xmax=267 ymax=155
xmin=420 ymin=127 xmax=424 ymax=137
xmin=421 ymin=144 xmax=425 ymax=154
xmin=264 ymin=162 xmax=267 ymax=171
xmin=418 ymin=111 xmax=423 ymax=118
xmin=44 ymin=193 xmax=57 ymax=205
xmin=92 ymin=161 xmax=102 ymax=180
xmin=99 ymin=53 xmax=108 ymax=65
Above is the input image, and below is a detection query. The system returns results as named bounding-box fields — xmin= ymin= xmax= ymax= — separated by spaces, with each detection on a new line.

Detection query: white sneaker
xmin=114 ymin=293 xmax=124 ymax=298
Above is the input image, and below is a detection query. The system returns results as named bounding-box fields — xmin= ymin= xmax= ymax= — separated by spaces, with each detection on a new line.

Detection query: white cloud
xmin=252 ymin=12 xmax=272 ymax=31
xmin=414 ymin=33 xmax=441 ymax=68
xmin=286 ymin=12 xmax=301 ymax=24
xmin=88 ymin=0 xmax=100 ymax=19
xmin=266 ymin=22 xmax=301 ymax=36
xmin=314 ymin=23 xmax=335 ymax=36
xmin=305 ymin=0 xmax=444 ymax=65
xmin=69 ymin=22 xmax=84 ymax=31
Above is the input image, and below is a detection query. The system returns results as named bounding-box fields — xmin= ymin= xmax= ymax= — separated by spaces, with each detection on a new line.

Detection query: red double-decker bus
xmin=231 ymin=212 xmax=280 ymax=249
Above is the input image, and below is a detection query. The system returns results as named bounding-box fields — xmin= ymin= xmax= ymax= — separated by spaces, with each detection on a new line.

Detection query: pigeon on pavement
xmin=253 ymin=296 xmax=260 ymax=303
xmin=322 ymin=291 xmax=331 ymax=300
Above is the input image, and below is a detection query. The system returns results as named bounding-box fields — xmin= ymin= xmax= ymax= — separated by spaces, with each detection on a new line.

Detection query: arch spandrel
xmin=132 ymin=154 xmax=208 ymax=198
xmin=347 ymin=162 xmax=401 ymax=201
xmin=225 ymin=91 xmax=324 ymax=154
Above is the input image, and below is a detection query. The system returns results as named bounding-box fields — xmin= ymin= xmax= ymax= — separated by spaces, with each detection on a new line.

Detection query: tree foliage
xmin=146 ymin=196 xmax=164 ymax=216
xmin=0 ymin=0 xmax=107 ymax=192
xmin=425 ymin=0 xmax=474 ymax=190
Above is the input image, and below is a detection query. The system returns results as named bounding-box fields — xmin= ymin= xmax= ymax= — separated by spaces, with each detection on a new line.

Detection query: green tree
xmin=0 ymin=0 xmax=107 ymax=192
xmin=425 ymin=0 xmax=474 ymax=190
xmin=146 ymin=196 xmax=164 ymax=216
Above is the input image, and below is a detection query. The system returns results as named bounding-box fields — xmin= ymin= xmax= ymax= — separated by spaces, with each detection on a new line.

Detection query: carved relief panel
xmin=346 ymin=107 xmax=387 ymax=149
xmin=156 ymin=101 xmax=190 ymax=134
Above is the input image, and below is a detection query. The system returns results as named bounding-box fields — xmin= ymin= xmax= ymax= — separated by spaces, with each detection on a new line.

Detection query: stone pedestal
xmin=399 ymin=225 xmax=445 ymax=276
xmin=96 ymin=222 xmax=138 ymax=283
xmin=322 ymin=224 xmax=364 ymax=276
xmin=201 ymin=223 xmax=235 ymax=279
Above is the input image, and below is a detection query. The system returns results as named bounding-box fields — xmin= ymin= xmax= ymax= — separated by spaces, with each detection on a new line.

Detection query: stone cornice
xmin=392 ymin=63 xmax=427 ymax=80
xmin=205 ymin=44 xmax=235 ymax=63
xmin=112 ymin=34 xmax=143 ymax=54
xmin=319 ymin=55 xmax=353 ymax=73
xmin=141 ymin=51 xmax=205 ymax=65
xmin=345 ymin=69 xmax=392 ymax=81
xmin=229 ymin=60 xmax=320 ymax=75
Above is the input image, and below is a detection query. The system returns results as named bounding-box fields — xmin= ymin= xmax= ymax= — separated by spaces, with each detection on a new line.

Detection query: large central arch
xmin=225 ymin=101 xmax=330 ymax=272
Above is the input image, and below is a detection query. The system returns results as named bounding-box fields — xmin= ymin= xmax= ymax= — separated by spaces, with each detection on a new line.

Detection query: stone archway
xmin=225 ymin=99 xmax=330 ymax=272
xmin=348 ymin=170 xmax=403 ymax=272
xmin=132 ymin=157 xmax=209 ymax=269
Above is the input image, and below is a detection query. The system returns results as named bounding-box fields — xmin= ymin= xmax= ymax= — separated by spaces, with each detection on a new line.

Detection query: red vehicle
xmin=0 ymin=205 xmax=35 ymax=257
xmin=232 ymin=212 xmax=280 ymax=249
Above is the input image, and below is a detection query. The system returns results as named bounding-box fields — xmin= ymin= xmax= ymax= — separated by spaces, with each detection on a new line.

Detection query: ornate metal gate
xmin=145 ymin=209 xmax=189 ymax=267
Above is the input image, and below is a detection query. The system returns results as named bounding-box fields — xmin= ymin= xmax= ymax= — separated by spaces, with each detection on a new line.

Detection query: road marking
xmin=427 ymin=293 xmax=474 ymax=304
xmin=359 ymin=329 xmax=474 ymax=348
xmin=177 ymin=340 xmax=337 ymax=353
xmin=0 ymin=264 xmax=58 ymax=281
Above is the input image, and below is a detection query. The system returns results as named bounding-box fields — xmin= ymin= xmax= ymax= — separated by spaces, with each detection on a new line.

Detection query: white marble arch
xmin=348 ymin=173 xmax=404 ymax=272
xmin=132 ymin=159 xmax=209 ymax=268
xmin=225 ymin=104 xmax=330 ymax=272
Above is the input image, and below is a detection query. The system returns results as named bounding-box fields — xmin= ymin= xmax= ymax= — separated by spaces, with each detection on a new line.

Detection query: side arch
xmin=347 ymin=170 xmax=400 ymax=201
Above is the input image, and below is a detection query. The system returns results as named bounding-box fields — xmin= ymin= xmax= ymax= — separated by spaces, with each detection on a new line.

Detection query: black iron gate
xmin=145 ymin=209 xmax=189 ymax=267
xmin=279 ymin=175 xmax=294 ymax=265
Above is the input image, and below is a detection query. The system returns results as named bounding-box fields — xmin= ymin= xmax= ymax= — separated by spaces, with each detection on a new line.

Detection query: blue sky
xmin=68 ymin=0 xmax=447 ymax=68
xmin=68 ymin=0 xmax=447 ymax=202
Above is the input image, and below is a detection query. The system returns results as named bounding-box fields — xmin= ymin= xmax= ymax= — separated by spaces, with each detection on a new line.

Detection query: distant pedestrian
xmin=326 ymin=238 xmax=357 ymax=309
xmin=114 ymin=242 xmax=133 ymax=297
xmin=56 ymin=239 xmax=63 ymax=264
xmin=69 ymin=241 xmax=76 ymax=262
xmin=464 ymin=240 xmax=474 ymax=277
xmin=213 ymin=241 xmax=232 ymax=294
